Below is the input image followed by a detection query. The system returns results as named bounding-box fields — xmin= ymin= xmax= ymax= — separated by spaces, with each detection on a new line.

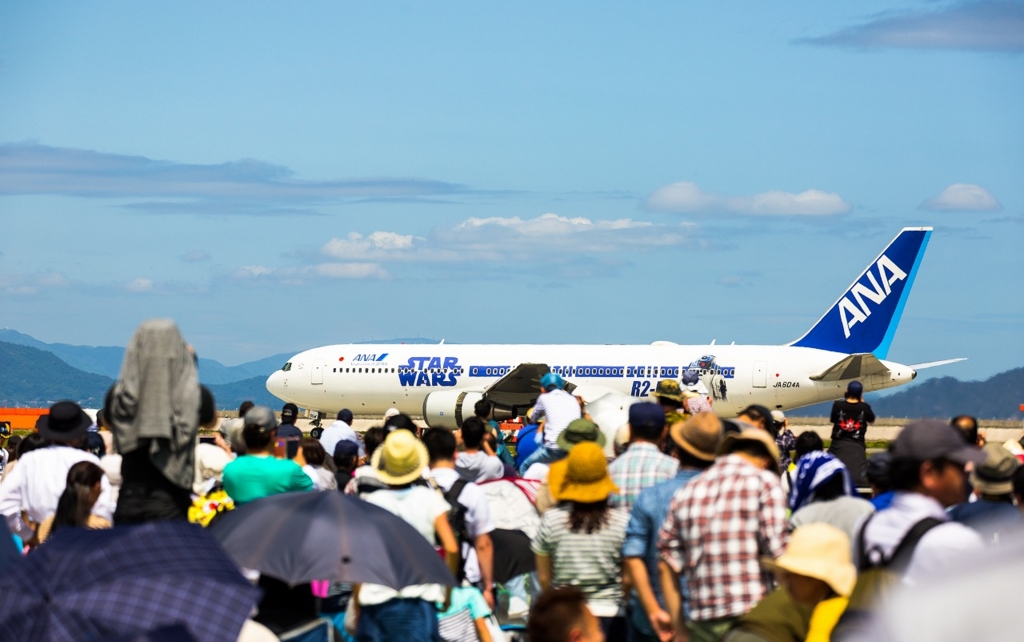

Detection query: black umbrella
xmin=0 ymin=521 xmax=260 ymax=642
xmin=208 ymin=490 xmax=455 ymax=589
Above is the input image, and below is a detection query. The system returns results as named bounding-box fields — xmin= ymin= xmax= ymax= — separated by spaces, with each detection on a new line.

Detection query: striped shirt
xmin=608 ymin=442 xmax=679 ymax=511
xmin=532 ymin=389 xmax=582 ymax=450
xmin=657 ymin=455 xmax=789 ymax=621
xmin=531 ymin=504 xmax=630 ymax=615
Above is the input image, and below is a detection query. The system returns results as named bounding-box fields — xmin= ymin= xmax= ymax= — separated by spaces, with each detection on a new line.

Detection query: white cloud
xmin=920 ymin=183 xmax=1002 ymax=212
xmin=444 ymin=213 xmax=685 ymax=253
xmin=313 ymin=263 xmax=390 ymax=279
xmin=233 ymin=265 xmax=275 ymax=279
xmin=322 ymin=231 xmax=421 ymax=261
xmin=645 ymin=181 xmax=851 ymax=216
xmin=125 ymin=277 xmax=154 ymax=292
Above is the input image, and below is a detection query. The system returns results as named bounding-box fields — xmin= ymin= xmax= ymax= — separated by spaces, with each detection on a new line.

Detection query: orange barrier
xmin=0 ymin=408 xmax=47 ymax=430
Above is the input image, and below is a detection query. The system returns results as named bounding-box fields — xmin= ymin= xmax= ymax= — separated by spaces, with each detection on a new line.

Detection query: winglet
xmin=790 ymin=228 xmax=932 ymax=359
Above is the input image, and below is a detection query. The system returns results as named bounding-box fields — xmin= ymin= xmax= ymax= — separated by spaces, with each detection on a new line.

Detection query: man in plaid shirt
xmin=657 ymin=429 xmax=789 ymax=642
xmin=609 ymin=403 xmax=678 ymax=511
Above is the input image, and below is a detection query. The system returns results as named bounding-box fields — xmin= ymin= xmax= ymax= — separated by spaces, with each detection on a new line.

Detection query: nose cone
xmin=266 ymin=370 xmax=286 ymax=400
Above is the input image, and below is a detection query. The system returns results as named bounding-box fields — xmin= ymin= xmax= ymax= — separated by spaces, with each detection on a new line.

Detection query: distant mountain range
xmin=0 ymin=342 xmax=280 ymax=409
xmin=0 ymin=329 xmax=440 ymax=384
xmin=0 ymin=330 xmax=441 ymax=410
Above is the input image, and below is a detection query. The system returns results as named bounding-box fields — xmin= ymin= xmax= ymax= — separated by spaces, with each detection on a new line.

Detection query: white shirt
xmin=319 ymin=420 xmax=364 ymax=458
xmin=523 ymin=463 xmax=550 ymax=482
xmin=429 ymin=466 xmax=496 ymax=584
xmin=533 ymin=389 xmax=582 ymax=450
xmin=359 ymin=485 xmax=451 ymax=605
xmin=302 ymin=465 xmax=337 ymax=491
xmin=855 ymin=491 xmax=984 ymax=585
xmin=0 ymin=445 xmax=116 ymax=539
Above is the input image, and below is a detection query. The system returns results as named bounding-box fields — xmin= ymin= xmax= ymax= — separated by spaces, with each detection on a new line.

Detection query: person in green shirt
xmin=222 ymin=405 xmax=313 ymax=503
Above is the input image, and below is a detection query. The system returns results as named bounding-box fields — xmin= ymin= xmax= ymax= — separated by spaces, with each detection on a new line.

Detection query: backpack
xmin=439 ymin=478 xmax=472 ymax=582
xmin=832 ymin=514 xmax=943 ymax=640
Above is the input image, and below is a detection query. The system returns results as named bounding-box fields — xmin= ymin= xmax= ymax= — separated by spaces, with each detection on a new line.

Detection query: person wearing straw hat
xmin=624 ymin=413 xmax=723 ymax=642
xmin=658 ymin=429 xmax=789 ymax=642
xmin=532 ymin=441 xmax=630 ymax=639
xmin=353 ymin=430 xmax=460 ymax=641
xmin=722 ymin=523 xmax=857 ymax=642
xmin=534 ymin=419 xmax=606 ymax=514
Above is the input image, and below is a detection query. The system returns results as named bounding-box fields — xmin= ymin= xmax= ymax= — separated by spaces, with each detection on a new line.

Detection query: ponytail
xmin=51 ymin=461 xmax=104 ymax=535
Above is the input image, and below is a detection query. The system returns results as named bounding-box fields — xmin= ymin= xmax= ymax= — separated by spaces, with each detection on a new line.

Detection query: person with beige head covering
xmin=106 ymin=319 xmax=205 ymax=524
xmin=722 ymin=523 xmax=857 ymax=642
xmin=351 ymin=430 xmax=459 ymax=641
xmin=532 ymin=441 xmax=631 ymax=638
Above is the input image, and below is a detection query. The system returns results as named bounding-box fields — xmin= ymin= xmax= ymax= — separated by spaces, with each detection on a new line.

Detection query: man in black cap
xmin=277 ymin=403 xmax=303 ymax=439
xmin=0 ymin=401 xmax=115 ymax=544
xmin=855 ymin=419 xmax=985 ymax=583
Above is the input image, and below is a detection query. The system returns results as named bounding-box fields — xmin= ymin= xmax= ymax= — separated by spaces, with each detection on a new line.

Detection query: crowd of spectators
xmin=1 ymin=319 xmax=1022 ymax=642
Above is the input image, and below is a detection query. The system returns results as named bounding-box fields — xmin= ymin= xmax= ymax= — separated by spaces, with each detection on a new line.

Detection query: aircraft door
xmin=311 ymin=359 xmax=324 ymax=385
xmin=752 ymin=361 xmax=767 ymax=388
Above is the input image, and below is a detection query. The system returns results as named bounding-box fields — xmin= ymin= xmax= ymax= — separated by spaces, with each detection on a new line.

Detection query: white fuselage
xmin=265 ymin=343 xmax=916 ymax=417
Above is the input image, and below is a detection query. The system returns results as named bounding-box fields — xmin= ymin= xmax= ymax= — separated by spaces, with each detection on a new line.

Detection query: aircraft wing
xmin=483 ymin=363 xmax=550 ymax=408
xmin=809 ymin=353 xmax=891 ymax=382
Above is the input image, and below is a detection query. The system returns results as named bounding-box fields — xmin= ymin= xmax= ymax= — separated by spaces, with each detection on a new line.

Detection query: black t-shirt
xmin=830 ymin=400 xmax=875 ymax=443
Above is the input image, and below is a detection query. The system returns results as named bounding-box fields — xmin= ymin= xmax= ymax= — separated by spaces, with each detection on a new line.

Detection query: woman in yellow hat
xmin=531 ymin=441 xmax=630 ymax=639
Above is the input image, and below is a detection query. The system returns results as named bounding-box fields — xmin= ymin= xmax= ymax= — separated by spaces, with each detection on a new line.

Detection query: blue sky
xmin=1 ymin=1 xmax=1021 ymax=383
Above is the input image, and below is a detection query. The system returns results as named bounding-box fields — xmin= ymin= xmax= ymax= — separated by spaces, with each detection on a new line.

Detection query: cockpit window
xmin=282 ymin=362 xmax=292 ymax=372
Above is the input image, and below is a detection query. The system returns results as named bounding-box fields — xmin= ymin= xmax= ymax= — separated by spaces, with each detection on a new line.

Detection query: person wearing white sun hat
xmin=353 ymin=429 xmax=461 ymax=641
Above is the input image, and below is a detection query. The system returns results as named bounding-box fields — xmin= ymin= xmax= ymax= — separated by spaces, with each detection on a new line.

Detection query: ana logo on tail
xmin=790 ymin=227 xmax=931 ymax=357
xmin=838 ymin=255 xmax=907 ymax=338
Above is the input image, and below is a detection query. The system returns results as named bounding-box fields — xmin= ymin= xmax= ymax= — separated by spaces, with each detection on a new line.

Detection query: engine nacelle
xmin=422 ymin=390 xmax=485 ymax=429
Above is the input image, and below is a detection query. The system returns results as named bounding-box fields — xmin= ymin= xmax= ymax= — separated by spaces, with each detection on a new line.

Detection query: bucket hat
xmin=669 ymin=413 xmax=723 ymax=462
xmin=372 ymin=430 xmax=429 ymax=486
xmin=547 ymin=441 xmax=618 ymax=503
xmin=762 ymin=523 xmax=857 ymax=597
xmin=970 ymin=443 xmax=1019 ymax=495
xmin=36 ymin=401 xmax=92 ymax=441
xmin=650 ymin=380 xmax=683 ymax=402
xmin=556 ymin=418 xmax=606 ymax=452
xmin=719 ymin=428 xmax=782 ymax=474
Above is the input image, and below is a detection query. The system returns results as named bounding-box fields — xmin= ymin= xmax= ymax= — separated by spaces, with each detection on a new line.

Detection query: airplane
xmin=265 ymin=227 xmax=964 ymax=434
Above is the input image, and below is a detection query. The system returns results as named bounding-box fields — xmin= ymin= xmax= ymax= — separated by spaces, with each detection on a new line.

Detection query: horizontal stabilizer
xmin=810 ymin=353 xmax=891 ymax=382
xmin=908 ymin=358 xmax=967 ymax=370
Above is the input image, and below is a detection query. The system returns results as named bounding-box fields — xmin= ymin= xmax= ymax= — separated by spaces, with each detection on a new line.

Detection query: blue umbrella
xmin=0 ymin=521 xmax=260 ymax=642
xmin=208 ymin=490 xmax=455 ymax=589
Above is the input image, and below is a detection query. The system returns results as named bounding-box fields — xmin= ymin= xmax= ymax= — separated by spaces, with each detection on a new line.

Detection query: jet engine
xmin=422 ymin=390 xmax=485 ymax=429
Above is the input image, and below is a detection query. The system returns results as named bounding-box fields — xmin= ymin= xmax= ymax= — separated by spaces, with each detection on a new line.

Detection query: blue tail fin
xmin=790 ymin=228 xmax=932 ymax=359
